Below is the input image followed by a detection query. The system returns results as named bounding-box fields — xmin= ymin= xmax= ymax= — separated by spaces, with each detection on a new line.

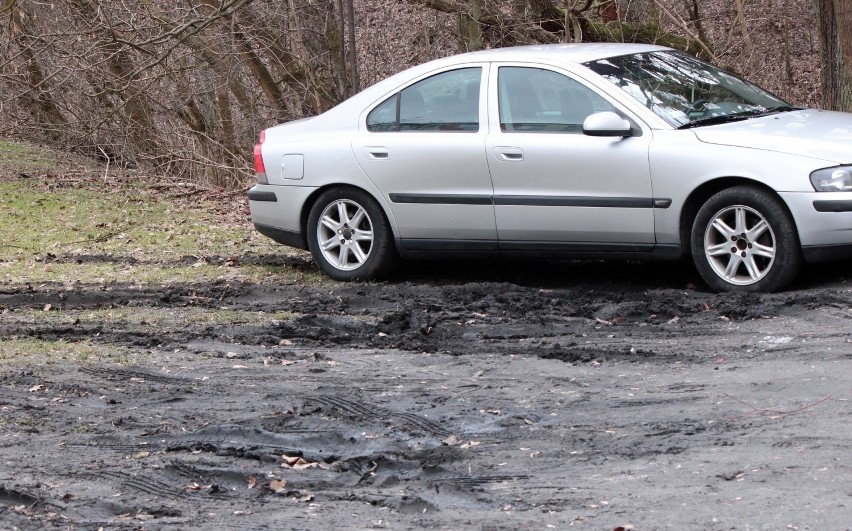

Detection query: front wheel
xmin=307 ymin=187 xmax=397 ymax=281
xmin=691 ymin=186 xmax=801 ymax=293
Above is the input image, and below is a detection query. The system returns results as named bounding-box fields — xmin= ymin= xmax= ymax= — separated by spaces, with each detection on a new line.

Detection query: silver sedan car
xmin=248 ymin=43 xmax=852 ymax=292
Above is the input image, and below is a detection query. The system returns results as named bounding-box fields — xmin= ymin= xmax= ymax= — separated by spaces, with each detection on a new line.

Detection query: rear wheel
xmin=691 ymin=186 xmax=801 ymax=292
xmin=307 ymin=187 xmax=396 ymax=281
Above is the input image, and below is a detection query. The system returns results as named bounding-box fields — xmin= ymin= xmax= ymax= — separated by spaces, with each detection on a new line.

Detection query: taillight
xmin=253 ymin=130 xmax=267 ymax=184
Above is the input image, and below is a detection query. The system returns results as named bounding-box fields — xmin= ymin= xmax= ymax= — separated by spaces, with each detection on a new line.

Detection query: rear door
xmin=353 ymin=65 xmax=497 ymax=251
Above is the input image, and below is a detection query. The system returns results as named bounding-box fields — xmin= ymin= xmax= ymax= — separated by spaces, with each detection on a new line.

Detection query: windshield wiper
xmin=678 ymin=105 xmax=802 ymax=129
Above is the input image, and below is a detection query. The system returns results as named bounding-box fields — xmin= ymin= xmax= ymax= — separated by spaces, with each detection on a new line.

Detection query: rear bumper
xmin=254 ymin=223 xmax=307 ymax=250
xmin=248 ymin=183 xmax=317 ymax=250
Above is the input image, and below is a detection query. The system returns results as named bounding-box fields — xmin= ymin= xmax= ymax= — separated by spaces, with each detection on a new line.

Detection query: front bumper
xmin=781 ymin=191 xmax=852 ymax=263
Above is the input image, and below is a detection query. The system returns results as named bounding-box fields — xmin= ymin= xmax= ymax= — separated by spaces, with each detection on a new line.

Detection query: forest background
xmin=0 ymin=0 xmax=849 ymax=189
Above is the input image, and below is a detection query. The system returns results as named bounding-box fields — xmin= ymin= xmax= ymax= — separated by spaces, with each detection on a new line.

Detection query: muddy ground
xmin=1 ymin=257 xmax=850 ymax=530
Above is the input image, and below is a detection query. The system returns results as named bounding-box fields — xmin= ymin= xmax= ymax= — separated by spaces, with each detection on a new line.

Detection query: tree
xmin=0 ymin=0 xmax=352 ymax=187
xmin=815 ymin=0 xmax=852 ymax=111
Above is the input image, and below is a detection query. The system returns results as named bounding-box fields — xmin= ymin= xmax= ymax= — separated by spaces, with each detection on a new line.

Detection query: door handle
xmin=365 ymin=147 xmax=389 ymax=160
xmin=494 ymin=147 xmax=524 ymax=161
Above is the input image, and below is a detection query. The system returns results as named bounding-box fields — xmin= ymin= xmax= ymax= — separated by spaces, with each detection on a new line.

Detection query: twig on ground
xmin=724 ymin=393 xmax=834 ymax=419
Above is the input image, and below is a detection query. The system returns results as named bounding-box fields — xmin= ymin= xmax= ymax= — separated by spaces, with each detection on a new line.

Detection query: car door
xmin=352 ymin=65 xmax=497 ymax=251
xmin=485 ymin=64 xmax=657 ymax=251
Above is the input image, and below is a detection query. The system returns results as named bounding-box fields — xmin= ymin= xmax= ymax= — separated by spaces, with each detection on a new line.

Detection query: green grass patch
xmin=0 ymin=180 xmax=325 ymax=285
xmin=7 ymin=306 xmax=298 ymax=327
xmin=0 ymin=140 xmax=63 ymax=176
xmin=0 ymin=338 xmax=135 ymax=364
xmin=1 ymin=183 xmax=253 ymax=255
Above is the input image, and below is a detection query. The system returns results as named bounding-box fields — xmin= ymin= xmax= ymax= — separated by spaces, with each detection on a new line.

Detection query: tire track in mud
xmin=90 ymin=470 xmax=195 ymax=500
xmin=79 ymin=366 xmax=192 ymax=385
xmin=306 ymin=395 xmax=452 ymax=438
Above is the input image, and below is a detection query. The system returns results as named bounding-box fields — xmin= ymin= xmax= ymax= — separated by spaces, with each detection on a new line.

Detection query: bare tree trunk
xmin=460 ymin=0 xmax=484 ymax=51
xmin=833 ymin=0 xmax=852 ymax=111
xmin=336 ymin=0 xmax=348 ymax=98
xmin=682 ymin=0 xmax=709 ymax=47
xmin=816 ymin=0 xmax=841 ymax=109
xmin=4 ymin=0 xmax=67 ymax=133
xmin=345 ymin=0 xmax=359 ymax=93
xmin=69 ymin=0 xmax=157 ymax=151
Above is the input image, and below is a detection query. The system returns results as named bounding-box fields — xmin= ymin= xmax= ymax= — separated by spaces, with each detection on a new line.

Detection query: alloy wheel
xmin=316 ymin=199 xmax=374 ymax=271
xmin=703 ymin=204 xmax=776 ymax=286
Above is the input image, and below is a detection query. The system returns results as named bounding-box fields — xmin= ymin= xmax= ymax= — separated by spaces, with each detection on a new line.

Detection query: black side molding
xmin=390 ymin=193 xmax=492 ymax=205
xmin=813 ymin=200 xmax=852 ymax=213
xmin=248 ymin=190 xmax=278 ymax=202
xmin=390 ymin=193 xmax=673 ymax=209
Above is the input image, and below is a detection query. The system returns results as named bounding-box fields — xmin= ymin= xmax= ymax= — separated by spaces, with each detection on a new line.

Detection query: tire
xmin=307 ymin=187 xmax=397 ymax=281
xmin=690 ymin=186 xmax=801 ymax=293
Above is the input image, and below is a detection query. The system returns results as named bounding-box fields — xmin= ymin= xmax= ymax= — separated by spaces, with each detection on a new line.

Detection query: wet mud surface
xmin=1 ymin=259 xmax=850 ymax=529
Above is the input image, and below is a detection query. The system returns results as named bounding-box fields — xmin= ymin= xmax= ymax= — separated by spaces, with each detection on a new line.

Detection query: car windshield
xmin=585 ymin=51 xmax=791 ymax=128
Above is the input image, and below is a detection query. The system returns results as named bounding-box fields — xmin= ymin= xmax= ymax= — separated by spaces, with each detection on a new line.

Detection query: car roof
xmin=445 ymin=43 xmax=672 ymax=66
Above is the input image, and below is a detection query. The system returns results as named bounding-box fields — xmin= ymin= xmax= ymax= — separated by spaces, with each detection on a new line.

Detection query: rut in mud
xmin=1 ymin=258 xmax=850 ymax=529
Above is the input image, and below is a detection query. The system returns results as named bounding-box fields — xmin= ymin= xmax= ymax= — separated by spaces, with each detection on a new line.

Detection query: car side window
xmin=367 ymin=67 xmax=481 ymax=132
xmin=498 ymin=66 xmax=615 ymax=133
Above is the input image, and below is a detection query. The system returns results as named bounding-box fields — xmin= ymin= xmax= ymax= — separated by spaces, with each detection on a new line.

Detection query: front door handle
xmin=494 ymin=147 xmax=524 ymax=161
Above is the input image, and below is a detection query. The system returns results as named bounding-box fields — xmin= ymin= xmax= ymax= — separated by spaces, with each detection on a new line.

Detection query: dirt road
xmin=1 ymin=258 xmax=850 ymax=529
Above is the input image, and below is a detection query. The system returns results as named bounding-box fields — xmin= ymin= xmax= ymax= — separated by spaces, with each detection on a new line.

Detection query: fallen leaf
xmin=28 ymin=384 xmax=44 ymax=392
xmin=247 ymin=475 xmax=256 ymax=489
xmin=43 ymin=304 xmax=52 ymax=311
xmin=281 ymin=456 xmax=319 ymax=469
xmin=460 ymin=440 xmax=481 ymax=449
xmin=268 ymin=479 xmax=287 ymax=493
xmin=442 ymin=434 xmax=460 ymax=446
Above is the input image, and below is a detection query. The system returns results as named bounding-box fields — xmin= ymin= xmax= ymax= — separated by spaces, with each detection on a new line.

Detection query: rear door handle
xmin=365 ymin=147 xmax=389 ymax=160
xmin=494 ymin=147 xmax=524 ymax=161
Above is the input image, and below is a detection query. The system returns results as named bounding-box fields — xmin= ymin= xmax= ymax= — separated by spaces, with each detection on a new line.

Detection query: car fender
xmin=649 ymin=130 xmax=837 ymax=246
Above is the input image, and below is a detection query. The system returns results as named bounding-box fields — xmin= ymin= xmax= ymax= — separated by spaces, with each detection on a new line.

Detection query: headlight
xmin=810 ymin=165 xmax=852 ymax=192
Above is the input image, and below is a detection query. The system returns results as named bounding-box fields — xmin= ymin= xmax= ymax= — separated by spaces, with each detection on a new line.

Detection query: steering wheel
xmin=685 ymin=99 xmax=708 ymax=116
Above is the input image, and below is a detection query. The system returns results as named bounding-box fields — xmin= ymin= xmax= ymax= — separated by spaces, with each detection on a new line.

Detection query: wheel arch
xmin=679 ymin=177 xmax=798 ymax=254
xmin=299 ymin=183 xmax=398 ymax=249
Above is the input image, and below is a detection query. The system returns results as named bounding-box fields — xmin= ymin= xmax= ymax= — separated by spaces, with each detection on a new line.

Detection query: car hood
xmin=692 ymin=109 xmax=852 ymax=164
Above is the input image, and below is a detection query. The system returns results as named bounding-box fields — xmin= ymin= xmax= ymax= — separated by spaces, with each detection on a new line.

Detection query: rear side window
xmin=498 ymin=66 xmax=615 ymax=133
xmin=367 ymin=67 xmax=481 ymax=132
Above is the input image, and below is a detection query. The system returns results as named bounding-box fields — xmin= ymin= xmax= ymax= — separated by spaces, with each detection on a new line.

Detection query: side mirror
xmin=583 ymin=112 xmax=633 ymax=137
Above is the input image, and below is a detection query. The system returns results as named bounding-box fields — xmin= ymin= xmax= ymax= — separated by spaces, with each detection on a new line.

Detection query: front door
xmin=485 ymin=65 xmax=656 ymax=251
